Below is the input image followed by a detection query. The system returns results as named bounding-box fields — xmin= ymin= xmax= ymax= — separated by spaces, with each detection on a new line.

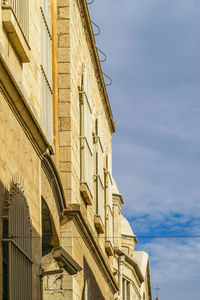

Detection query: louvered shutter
xmin=41 ymin=0 xmax=53 ymax=142
xmin=80 ymin=64 xmax=94 ymax=198
xmin=83 ymin=65 xmax=92 ymax=109
xmin=84 ymin=100 xmax=93 ymax=152
xmin=94 ymin=112 xmax=104 ymax=223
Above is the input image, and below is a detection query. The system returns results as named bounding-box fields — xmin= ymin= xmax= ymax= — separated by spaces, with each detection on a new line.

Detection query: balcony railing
xmin=2 ymin=0 xmax=29 ymax=41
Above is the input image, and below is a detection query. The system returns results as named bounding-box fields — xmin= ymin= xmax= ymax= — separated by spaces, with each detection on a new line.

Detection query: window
xmin=80 ymin=64 xmax=93 ymax=204
xmin=40 ymin=0 xmax=53 ymax=142
xmin=2 ymin=177 xmax=32 ymax=300
xmin=94 ymin=113 xmax=104 ymax=223
xmin=105 ymin=151 xmax=114 ymax=247
xmin=2 ymin=0 xmax=30 ymax=62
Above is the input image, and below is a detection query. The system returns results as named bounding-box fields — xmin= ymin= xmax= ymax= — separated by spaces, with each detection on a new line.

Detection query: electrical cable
xmin=91 ymin=21 xmax=101 ymax=36
xmin=87 ymin=0 xmax=94 ymax=4
xmin=96 ymin=47 xmax=107 ymax=62
xmin=4 ymin=235 xmax=200 ymax=239
xmin=102 ymin=72 xmax=112 ymax=86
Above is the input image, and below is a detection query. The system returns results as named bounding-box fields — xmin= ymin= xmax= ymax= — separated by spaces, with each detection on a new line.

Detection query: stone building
xmin=0 ymin=0 xmax=152 ymax=299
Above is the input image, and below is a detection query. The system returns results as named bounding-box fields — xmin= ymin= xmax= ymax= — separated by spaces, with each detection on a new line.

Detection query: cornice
xmin=115 ymin=248 xmax=144 ymax=284
xmin=113 ymin=192 xmax=124 ymax=205
xmin=77 ymin=0 xmax=115 ymax=133
xmin=62 ymin=203 xmax=119 ymax=294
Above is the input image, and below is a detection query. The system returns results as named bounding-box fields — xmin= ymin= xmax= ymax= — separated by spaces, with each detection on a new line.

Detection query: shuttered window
xmin=40 ymin=0 xmax=53 ymax=142
xmin=80 ymin=64 xmax=93 ymax=198
xmin=106 ymin=173 xmax=113 ymax=245
xmin=94 ymin=113 xmax=104 ymax=224
xmin=105 ymin=146 xmax=113 ymax=246
xmin=2 ymin=0 xmax=29 ymax=41
xmin=2 ymin=179 xmax=32 ymax=300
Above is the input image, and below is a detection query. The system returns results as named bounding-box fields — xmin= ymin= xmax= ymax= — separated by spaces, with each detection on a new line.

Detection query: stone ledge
xmin=94 ymin=215 xmax=104 ymax=234
xmin=105 ymin=240 xmax=114 ymax=257
xmin=80 ymin=182 xmax=93 ymax=205
xmin=2 ymin=6 xmax=30 ymax=63
xmin=53 ymin=247 xmax=82 ymax=275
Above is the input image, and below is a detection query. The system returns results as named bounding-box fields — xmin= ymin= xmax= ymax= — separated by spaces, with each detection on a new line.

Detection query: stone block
xmin=59 ymin=161 xmax=71 ymax=172
xmin=58 ymin=74 xmax=70 ymax=88
xmin=58 ymin=48 xmax=70 ymax=62
xmin=58 ymin=62 xmax=70 ymax=74
xmin=58 ymin=89 xmax=70 ymax=102
xmin=60 ymin=118 xmax=71 ymax=131
xmin=59 ymin=131 xmax=71 ymax=146
xmin=60 ymin=171 xmax=71 ymax=187
xmin=59 ymin=146 xmax=71 ymax=162
xmin=57 ymin=19 xmax=70 ymax=34
xmin=58 ymin=34 xmax=70 ymax=48
xmin=58 ymin=7 xmax=70 ymax=19
xmin=58 ymin=102 xmax=70 ymax=117
xmin=57 ymin=0 xmax=70 ymax=7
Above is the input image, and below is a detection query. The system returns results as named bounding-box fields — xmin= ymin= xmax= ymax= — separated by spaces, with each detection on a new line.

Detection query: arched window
xmin=2 ymin=176 xmax=32 ymax=300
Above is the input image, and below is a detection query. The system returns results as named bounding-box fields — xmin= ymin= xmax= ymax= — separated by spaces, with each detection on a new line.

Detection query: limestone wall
xmin=0 ymin=89 xmax=41 ymax=300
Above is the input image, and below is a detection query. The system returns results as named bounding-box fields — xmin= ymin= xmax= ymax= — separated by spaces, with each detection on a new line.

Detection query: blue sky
xmin=89 ymin=1 xmax=200 ymax=299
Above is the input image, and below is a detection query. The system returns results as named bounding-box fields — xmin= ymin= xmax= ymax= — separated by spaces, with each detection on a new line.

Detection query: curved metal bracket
xmin=91 ymin=21 xmax=100 ymax=36
xmin=96 ymin=47 xmax=107 ymax=62
xmin=103 ymin=72 xmax=112 ymax=86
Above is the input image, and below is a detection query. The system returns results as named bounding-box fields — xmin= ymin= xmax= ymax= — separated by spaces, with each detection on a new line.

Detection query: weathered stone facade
xmin=0 ymin=0 xmax=152 ymax=299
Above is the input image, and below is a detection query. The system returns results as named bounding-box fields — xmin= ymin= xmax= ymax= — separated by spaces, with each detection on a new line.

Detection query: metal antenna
xmin=155 ymin=287 xmax=160 ymax=300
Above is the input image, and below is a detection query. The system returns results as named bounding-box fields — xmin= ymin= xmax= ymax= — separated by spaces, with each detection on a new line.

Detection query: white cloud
xmin=137 ymin=238 xmax=200 ymax=284
xmin=89 ymin=1 xmax=200 ymax=299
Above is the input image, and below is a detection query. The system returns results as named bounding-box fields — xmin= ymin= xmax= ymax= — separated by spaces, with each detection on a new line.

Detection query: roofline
xmin=78 ymin=0 xmax=115 ymax=133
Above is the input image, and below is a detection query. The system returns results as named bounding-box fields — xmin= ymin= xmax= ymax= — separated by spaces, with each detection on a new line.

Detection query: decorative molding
xmin=80 ymin=182 xmax=93 ymax=205
xmin=105 ymin=240 xmax=114 ymax=256
xmin=53 ymin=247 xmax=82 ymax=275
xmin=94 ymin=214 xmax=104 ymax=234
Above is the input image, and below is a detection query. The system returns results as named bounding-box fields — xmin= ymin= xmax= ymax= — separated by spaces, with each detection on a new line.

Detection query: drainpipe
xmin=117 ymin=255 xmax=125 ymax=300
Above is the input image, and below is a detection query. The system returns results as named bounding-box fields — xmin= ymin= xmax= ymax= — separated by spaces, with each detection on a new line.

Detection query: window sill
xmin=80 ymin=182 xmax=93 ymax=205
xmin=2 ymin=6 xmax=30 ymax=63
xmin=105 ymin=240 xmax=114 ymax=256
xmin=94 ymin=215 xmax=104 ymax=234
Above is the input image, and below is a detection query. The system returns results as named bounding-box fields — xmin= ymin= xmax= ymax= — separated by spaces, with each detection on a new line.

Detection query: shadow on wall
xmin=82 ymin=257 xmax=105 ymax=300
